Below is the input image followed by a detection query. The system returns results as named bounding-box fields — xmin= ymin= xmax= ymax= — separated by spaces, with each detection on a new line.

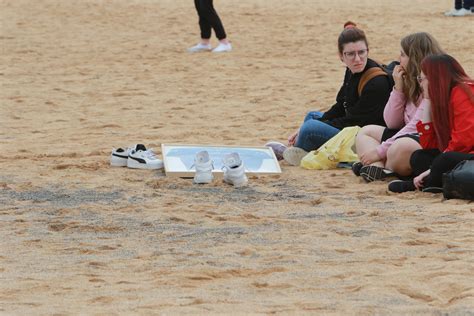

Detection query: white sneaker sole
xmin=193 ymin=173 xmax=213 ymax=184
xmin=127 ymin=158 xmax=164 ymax=170
xmin=224 ymin=176 xmax=248 ymax=187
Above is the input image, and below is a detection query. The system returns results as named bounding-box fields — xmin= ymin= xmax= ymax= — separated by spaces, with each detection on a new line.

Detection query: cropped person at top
xmin=354 ymin=32 xmax=444 ymax=182
xmin=266 ymin=22 xmax=393 ymax=166
xmin=188 ymin=0 xmax=232 ymax=53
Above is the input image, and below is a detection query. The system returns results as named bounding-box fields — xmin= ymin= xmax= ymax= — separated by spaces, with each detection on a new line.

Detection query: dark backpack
xmin=443 ymin=160 xmax=474 ymax=200
xmin=357 ymin=61 xmax=397 ymax=96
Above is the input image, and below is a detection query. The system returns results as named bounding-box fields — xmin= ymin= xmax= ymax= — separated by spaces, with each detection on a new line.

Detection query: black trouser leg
xmin=196 ymin=0 xmax=227 ymax=40
xmin=455 ymin=0 xmax=463 ymax=9
xmin=425 ymin=152 xmax=474 ymax=187
xmin=463 ymin=0 xmax=474 ymax=9
xmin=195 ymin=0 xmax=212 ymax=39
xmin=410 ymin=149 xmax=441 ymax=177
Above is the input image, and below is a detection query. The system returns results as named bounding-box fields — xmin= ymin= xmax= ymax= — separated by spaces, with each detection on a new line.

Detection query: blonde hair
xmin=400 ymin=32 xmax=444 ymax=105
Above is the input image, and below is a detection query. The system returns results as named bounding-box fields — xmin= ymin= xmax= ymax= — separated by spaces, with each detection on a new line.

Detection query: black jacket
xmin=320 ymin=58 xmax=392 ymax=129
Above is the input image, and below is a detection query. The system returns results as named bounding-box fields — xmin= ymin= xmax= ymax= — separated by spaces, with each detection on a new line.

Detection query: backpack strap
xmin=358 ymin=67 xmax=388 ymax=96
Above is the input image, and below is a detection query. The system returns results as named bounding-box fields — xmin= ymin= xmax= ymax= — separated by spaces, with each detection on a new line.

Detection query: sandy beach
xmin=1 ymin=0 xmax=474 ymax=314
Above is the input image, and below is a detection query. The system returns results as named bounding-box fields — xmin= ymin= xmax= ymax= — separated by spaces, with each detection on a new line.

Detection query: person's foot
xmin=388 ymin=180 xmax=416 ymax=193
xmin=351 ymin=162 xmax=364 ymax=177
xmin=188 ymin=43 xmax=212 ymax=53
xmin=445 ymin=8 xmax=471 ymax=16
xmin=265 ymin=141 xmax=287 ymax=161
xmin=283 ymin=147 xmax=308 ymax=166
xmin=212 ymin=42 xmax=232 ymax=53
xmin=359 ymin=165 xmax=395 ymax=182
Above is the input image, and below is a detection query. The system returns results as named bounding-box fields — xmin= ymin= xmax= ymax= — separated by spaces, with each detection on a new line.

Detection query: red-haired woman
xmin=389 ymin=54 xmax=474 ymax=194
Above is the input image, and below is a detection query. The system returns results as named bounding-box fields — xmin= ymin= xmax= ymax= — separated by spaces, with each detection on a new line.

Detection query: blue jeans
xmin=295 ymin=111 xmax=340 ymax=152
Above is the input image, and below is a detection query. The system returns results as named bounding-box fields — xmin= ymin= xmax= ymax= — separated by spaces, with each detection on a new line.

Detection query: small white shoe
xmin=111 ymin=147 xmax=132 ymax=167
xmin=193 ymin=151 xmax=214 ymax=184
xmin=222 ymin=152 xmax=248 ymax=187
xmin=445 ymin=8 xmax=471 ymax=16
xmin=127 ymin=144 xmax=164 ymax=170
xmin=188 ymin=43 xmax=212 ymax=53
xmin=212 ymin=42 xmax=232 ymax=53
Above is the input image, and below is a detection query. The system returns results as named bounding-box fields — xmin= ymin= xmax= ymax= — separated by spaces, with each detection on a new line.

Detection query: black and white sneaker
xmin=360 ymin=165 xmax=395 ymax=182
xmin=127 ymin=144 xmax=164 ymax=170
xmin=110 ymin=147 xmax=133 ymax=167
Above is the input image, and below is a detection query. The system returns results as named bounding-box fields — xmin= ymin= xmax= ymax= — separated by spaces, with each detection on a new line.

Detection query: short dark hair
xmin=337 ymin=21 xmax=368 ymax=54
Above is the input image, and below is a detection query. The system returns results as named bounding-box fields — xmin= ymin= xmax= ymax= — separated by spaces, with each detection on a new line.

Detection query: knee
xmin=409 ymin=149 xmax=425 ymax=167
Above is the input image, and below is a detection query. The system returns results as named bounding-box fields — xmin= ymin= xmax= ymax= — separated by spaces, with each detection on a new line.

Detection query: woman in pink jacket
xmin=354 ymin=32 xmax=444 ymax=182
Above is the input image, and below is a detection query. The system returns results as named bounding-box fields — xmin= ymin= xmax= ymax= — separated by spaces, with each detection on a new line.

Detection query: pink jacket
xmin=375 ymin=89 xmax=425 ymax=159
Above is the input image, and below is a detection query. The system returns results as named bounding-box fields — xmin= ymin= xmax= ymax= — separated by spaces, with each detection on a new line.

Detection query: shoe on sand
xmin=212 ymin=42 xmax=232 ymax=53
xmin=188 ymin=43 xmax=212 ymax=53
xmin=444 ymin=8 xmax=471 ymax=16
xmin=351 ymin=161 xmax=364 ymax=177
xmin=193 ymin=150 xmax=214 ymax=184
xmin=222 ymin=152 xmax=248 ymax=187
xmin=111 ymin=146 xmax=132 ymax=167
xmin=265 ymin=141 xmax=287 ymax=161
xmin=388 ymin=180 xmax=416 ymax=193
xmin=283 ymin=147 xmax=308 ymax=166
xmin=127 ymin=144 xmax=164 ymax=170
xmin=360 ymin=165 xmax=395 ymax=182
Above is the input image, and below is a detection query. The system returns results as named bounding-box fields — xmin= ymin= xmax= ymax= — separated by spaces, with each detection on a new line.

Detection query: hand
xmin=392 ymin=65 xmax=405 ymax=91
xmin=421 ymin=99 xmax=431 ymax=123
xmin=414 ymin=169 xmax=430 ymax=190
xmin=288 ymin=129 xmax=299 ymax=146
xmin=360 ymin=149 xmax=381 ymax=165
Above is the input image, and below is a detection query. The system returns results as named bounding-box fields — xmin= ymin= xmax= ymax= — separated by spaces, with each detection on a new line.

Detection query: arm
xmin=384 ymin=65 xmax=408 ymax=129
xmin=328 ymin=75 xmax=391 ymax=129
xmin=383 ymin=89 xmax=408 ymax=129
xmin=445 ymin=86 xmax=474 ymax=153
xmin=375 ymin=99 xmax=427 ymax=159
xmin=321 ymin=84 xmax=346 ymax=121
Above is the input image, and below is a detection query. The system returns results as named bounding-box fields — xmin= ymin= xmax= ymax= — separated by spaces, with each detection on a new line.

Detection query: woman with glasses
xmin=354 ymin=33 xmax=444 ymax=182
xmin=267 ymin=22 xmax=393 ymax=166
xmin=388 ymin=54 xmax=474 ymax=194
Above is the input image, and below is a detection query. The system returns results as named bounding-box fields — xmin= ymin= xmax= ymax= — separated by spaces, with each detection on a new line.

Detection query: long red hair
xmin=421 ymin=54 xmax=474 ymax=151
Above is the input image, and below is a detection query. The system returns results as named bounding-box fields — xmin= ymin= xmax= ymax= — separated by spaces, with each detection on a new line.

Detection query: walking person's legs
xmin=198 ymin=0 xmax=227 ymax=41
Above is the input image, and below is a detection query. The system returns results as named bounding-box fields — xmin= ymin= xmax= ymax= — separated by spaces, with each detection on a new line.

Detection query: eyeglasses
xmin=417 ymin=75 xmax=427 ymax=84
xmin=343 ymin=49 xmax=368 ymax=60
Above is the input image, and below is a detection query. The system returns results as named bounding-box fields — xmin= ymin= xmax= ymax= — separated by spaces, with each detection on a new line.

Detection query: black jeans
xmin=194 ymin=0 xmax=227 ymax=40
xmin=411 ymin=150 xmax=474 ymax=187
xmin=455 ymin=0 xmax=474 ymax=9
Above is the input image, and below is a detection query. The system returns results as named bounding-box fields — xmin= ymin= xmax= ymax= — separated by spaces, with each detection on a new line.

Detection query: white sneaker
xmin=127 ymin=144 xmax=164 ymax=170
xmin=110 ymin=146 xmax=132 ymax=167
xmin=222 ymin=152 xmax=248 ymax=187
xmin=212 ymin=42 xmax=232 ymax=53
xmin=188 ymin=43 xmax=212 ymax=53
xmin=445 ymin=8 xmax=471 ymax=16
xmin=193 ymin=151 xmax=214 ymax=184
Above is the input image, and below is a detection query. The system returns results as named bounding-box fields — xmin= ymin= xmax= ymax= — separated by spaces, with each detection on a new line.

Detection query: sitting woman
xmin=267 ymin=22 xmax=392 ymax=166
xmin=388 ymin=54 xmax=474 ymax=193
xmin=354 ymin=32 xmax=444 ymax=182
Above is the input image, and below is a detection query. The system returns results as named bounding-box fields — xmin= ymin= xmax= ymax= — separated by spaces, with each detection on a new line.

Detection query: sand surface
xmin=1 ymin=0 xmax=474 ymax=314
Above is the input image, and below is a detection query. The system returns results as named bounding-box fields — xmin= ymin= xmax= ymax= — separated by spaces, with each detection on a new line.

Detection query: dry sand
xmin=1 ymin=0 xmax=474 ymax=314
